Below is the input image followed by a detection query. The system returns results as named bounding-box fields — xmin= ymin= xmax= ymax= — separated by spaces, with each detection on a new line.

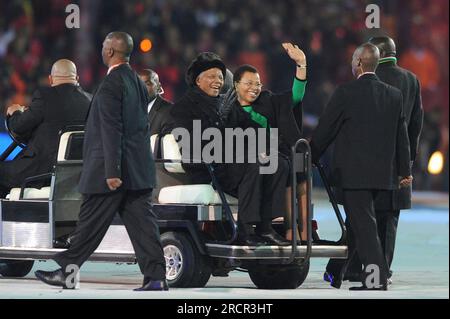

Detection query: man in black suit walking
xmin=139 ymin=69 xmax=174 ymax=136
xmin=311 ymin=43 xmax=412 ymax=290
xmin=35 ymin=32 xmax=167 ymax=291
xmin=370 ymin=36 xmax=424 ymax=277
xmin=341 ymin=37 xmax=425 ymax=283
xmin=0 ymin=59 xmax=91 ymax=198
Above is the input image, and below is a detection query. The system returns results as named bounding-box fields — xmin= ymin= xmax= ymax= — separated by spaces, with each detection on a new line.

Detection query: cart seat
xmin=5 ymin=130 xmax=83 ymax=202
xmin=56 ymin=130 xmax=84 ymax=162
xmin=155 ymin=134 xmax=238 ymax=206
xmin=7 ymin=187 xmax=51 ymax=201
xmin=158 ymin=184 xmax=238 ymax=205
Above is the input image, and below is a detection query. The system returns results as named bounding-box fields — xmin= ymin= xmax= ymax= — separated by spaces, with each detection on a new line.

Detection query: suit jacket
xmin=374 ymin=61 xmax=424 ymax=209
xmin=311 ymin=74 xmax=411 ymax=190
xmin=4 ymin=84 xmax=91 ymax=186
xmin=148 ymin=95 xmax=174 ymax=136
xmin=78 ymin=64 xmax=156 ymax=194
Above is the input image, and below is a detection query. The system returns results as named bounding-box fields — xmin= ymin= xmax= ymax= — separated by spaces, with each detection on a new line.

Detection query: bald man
xmin=0 ymin=59 xmax=91 ymax=198
xmin=310 ymin=43 xmax=412 ymax=290
xmin=341 ymin=37 xmax=425 ymax=284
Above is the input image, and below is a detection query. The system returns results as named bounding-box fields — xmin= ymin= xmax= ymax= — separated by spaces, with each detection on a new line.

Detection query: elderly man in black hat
xmin=170 ymin=52 xmax=291 ymax=246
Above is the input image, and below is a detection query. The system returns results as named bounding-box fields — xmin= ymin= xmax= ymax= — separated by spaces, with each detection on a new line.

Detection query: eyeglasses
xmin=238 ymin=81 xmax=263 ymax=89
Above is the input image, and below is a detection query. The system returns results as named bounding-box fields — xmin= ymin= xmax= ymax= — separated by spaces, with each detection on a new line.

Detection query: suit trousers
xmin=53 ymin=189 xmax=166 ymax=280
xmin=326 ymin=190 xmax=389 ymax=285
xmin=327 ymin=209 xmax=400 ymax=278
xmin=376 ymin=209 xmax=400 ymax=270
xmin=343 ymin=209 xmax=400 ymax=275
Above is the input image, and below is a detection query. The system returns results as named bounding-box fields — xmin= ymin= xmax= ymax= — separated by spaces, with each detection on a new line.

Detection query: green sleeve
xmin=292 ymin=77 xmax=307 ymax=105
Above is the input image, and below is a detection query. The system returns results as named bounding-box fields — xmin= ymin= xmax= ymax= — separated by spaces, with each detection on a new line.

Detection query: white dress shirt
xmin=147 ymin=97 xmax=157 ymax=114
xmin=107 ymin=62 xmax=128 ymax=75
xmin=357 ymin=71 xmax=376 ymax=79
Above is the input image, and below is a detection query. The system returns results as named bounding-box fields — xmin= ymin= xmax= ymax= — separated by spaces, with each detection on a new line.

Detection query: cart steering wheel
xmin=4 ymin=117 xmax=27 ymax=148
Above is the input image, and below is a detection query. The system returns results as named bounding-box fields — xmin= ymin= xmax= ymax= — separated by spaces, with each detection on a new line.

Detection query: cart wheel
xmin=0 ymin=259 xmax=34 ymax=278
xmin=189 ymin=250 xmax=213 ymax=288
xmin=248 ymin=261 xmax=309 ymax=289
xmin=161 ymin=231 xmax=212 ymax=288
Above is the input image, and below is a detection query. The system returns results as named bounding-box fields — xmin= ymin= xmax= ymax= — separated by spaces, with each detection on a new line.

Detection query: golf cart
xmin=0 ymin=125 xmax=347 ymax=289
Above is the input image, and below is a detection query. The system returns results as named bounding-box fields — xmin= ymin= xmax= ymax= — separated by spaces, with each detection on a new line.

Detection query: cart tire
xmin=161 ymin=231 xmax=211 ymax=288
xmin=0 ymin=259 xmax=34 ymax=278
xmin=248 ymin=261 xmax=310 ymax=289
xmin=189 ymin=251 xmax=213 ymax=288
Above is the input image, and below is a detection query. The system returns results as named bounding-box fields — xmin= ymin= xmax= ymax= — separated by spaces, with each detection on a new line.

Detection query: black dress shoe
xmin=323 ymin=271 xmax=333 ymax=283
xmin=236 ymin=235 xmax=268 ymax=246
xmin=134 ymin=279 xmax=169 ymax=291
xmin=53 ymin=234 xmax=76 ymax=249
xmin=323 ymin=271 xmax=343 ymax=289
xmin=35 ymin=269 xmax=72 ymax=289
xmin=349 ymin=284 xmax=388 ymax=291
xmin=258 ymin=231 xmax=291 ymax=246
xmin=53 ymin=238 xmax=70 ymax=249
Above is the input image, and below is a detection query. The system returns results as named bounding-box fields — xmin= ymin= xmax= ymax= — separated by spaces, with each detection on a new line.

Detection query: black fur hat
xmin=185 ymin=52 xmax=227 ymax=87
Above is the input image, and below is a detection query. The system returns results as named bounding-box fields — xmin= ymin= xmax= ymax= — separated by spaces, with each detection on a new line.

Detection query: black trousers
xmin=217 ymin=156 xmax=289 ymax=226
xmin=327 ymin=209 xmax=400 ymax=278
xmin=326 ymin=190 xmax=389 ymax=285
xmin=54 ymin=189 xmax=166 ymax=280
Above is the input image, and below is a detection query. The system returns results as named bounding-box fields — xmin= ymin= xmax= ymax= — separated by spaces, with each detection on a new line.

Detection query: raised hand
xmin=282 ymin=43 xmax=306 ymax=65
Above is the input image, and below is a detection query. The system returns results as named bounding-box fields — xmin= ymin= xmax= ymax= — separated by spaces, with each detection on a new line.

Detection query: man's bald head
xmin=49 ymin=59 xmax=79 ymax=87
xmin=351 ymin=43 xmax=380 ymax=77
xmin=140 ymin=68 xmax=157 ymax=80
xmin=102 ymin=31 xmax=134 ymax=66
xmin=368 ymin=36 xmax=396 ymax=58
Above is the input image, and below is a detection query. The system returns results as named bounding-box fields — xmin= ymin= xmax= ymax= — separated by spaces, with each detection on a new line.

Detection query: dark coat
xmin=243 ymin=90 xmax=303 ymax=156
xmin=78 ymin=64 xmax=156 ymax=194
xmin=374 ymin=61 xmax=424 ymax=210
xmin=0 ymin=84 xmax=91 ymax=189
xmin=170 ymin=87 xmax=256 ymax=189
xmin=311 ymin=74 xmax=411 ymax=190
xmin=148 ymin=95 xmax=174 ymax=136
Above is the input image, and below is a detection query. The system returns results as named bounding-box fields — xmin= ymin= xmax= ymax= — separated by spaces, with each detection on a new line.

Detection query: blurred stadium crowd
xmin=0 ymin=0 xmax=448 ymax=191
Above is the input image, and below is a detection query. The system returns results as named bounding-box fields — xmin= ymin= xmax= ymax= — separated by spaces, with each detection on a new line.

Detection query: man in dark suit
xmin=0 ymin=59 xmax=91 ymax=198
xmin=139 ymin=69 xmax=174 ymax=136
xmin=311 ymin=43 xmax=412 ymax=290
xmin=370 ymin=36 xmax=424 ymax=275
xmin=340 ymin=36 xmax=425 ymax=283
xmin=35 ymin=32 xmax=167 ymax=291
